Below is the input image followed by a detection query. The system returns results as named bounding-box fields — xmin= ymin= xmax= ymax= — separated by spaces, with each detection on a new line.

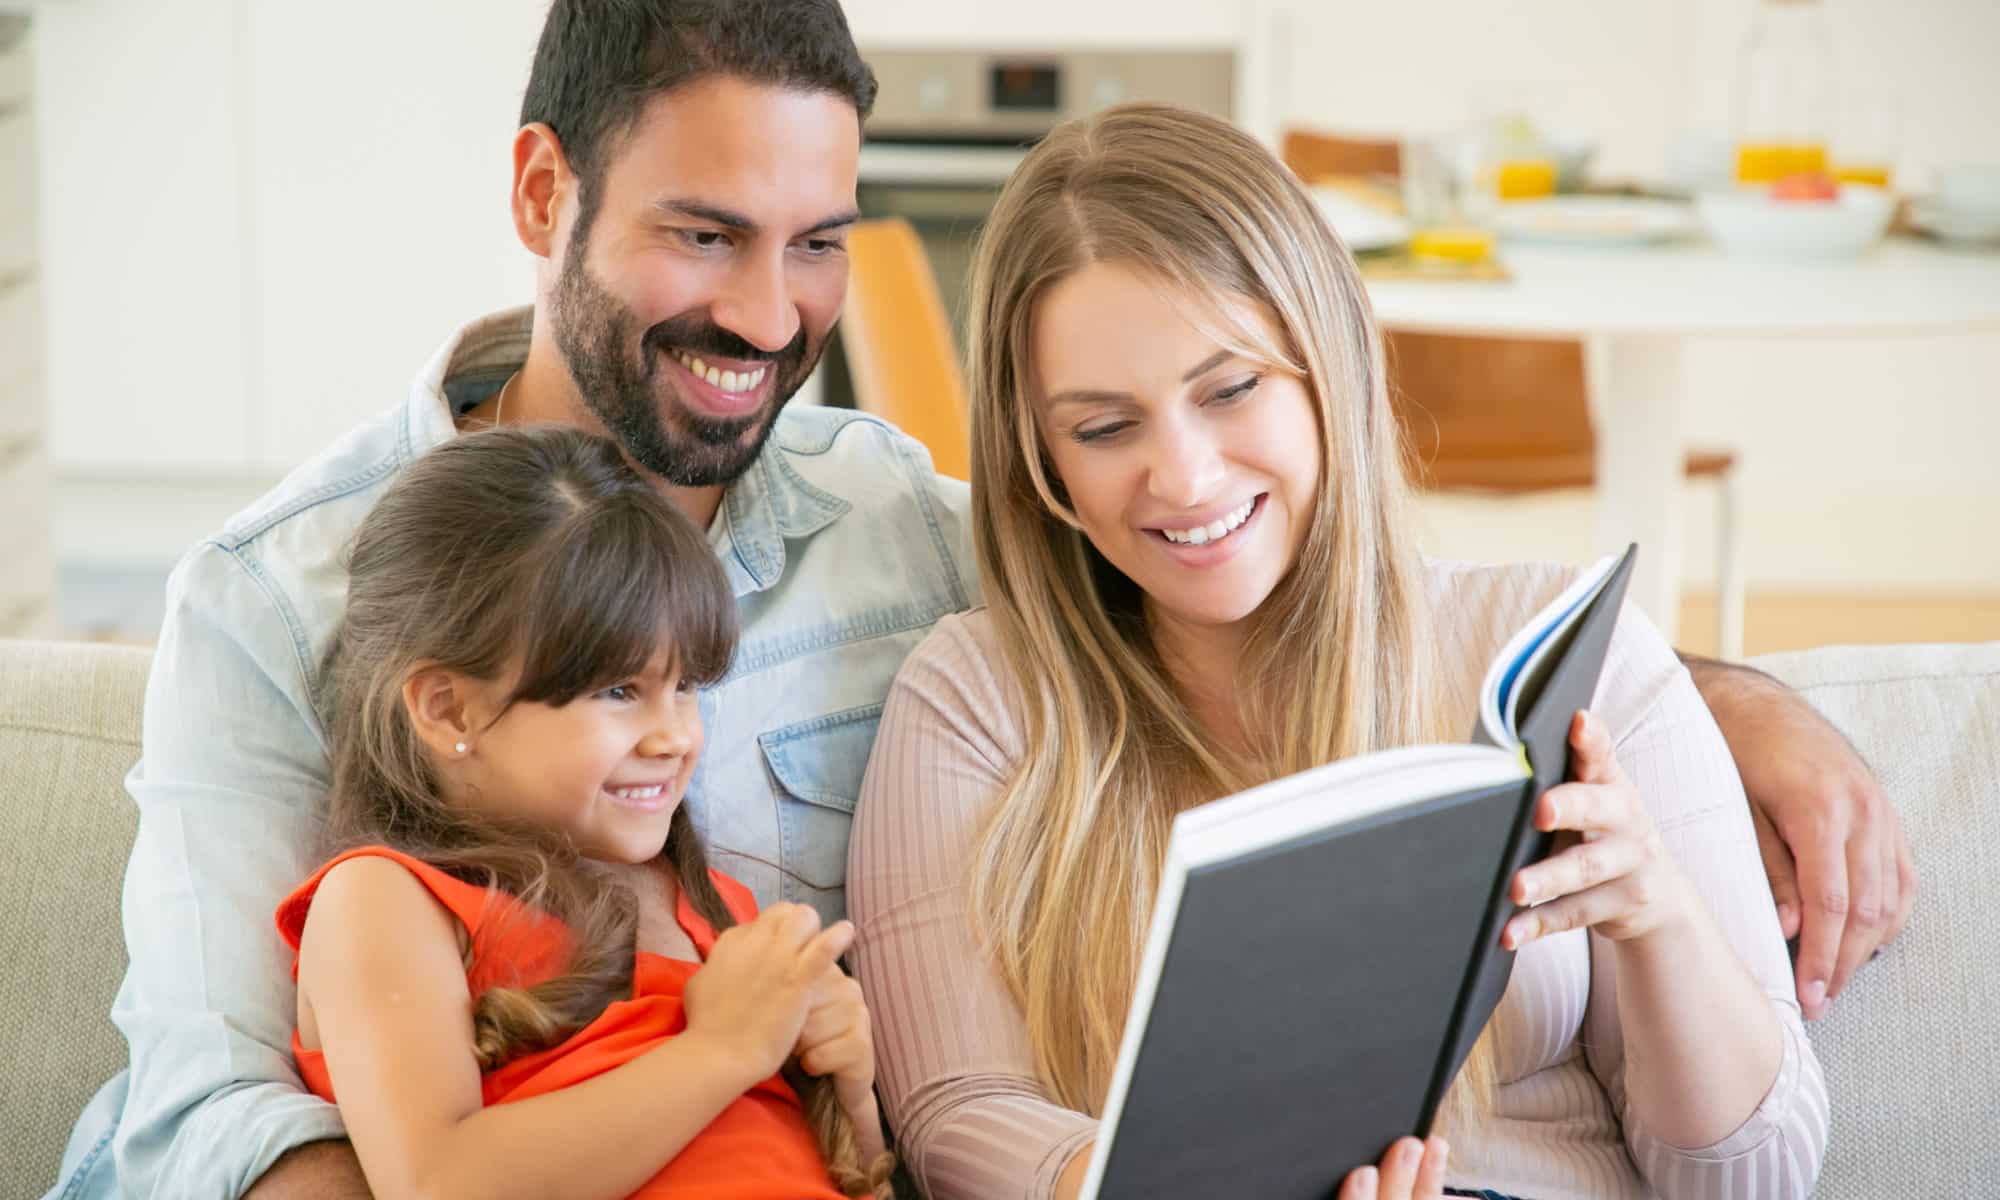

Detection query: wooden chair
xmin=1387 ymin=332 xmax=1745 ymax=659
xmin=837 ymin=217 xmax=972 ymax=480
xmin=1281 ymin=127 xmax=1403 ymax=184
xmin=1279 ymin=128 xmax=1746 ymax=657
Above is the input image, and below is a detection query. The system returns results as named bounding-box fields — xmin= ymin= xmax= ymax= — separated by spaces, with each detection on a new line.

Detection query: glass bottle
xmin=1733 ymin=0 xmax=1834 ymax=185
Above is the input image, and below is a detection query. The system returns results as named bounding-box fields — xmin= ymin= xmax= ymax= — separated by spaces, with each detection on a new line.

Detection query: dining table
xmin=1362 ymin=236 xmax=2000 ymax=641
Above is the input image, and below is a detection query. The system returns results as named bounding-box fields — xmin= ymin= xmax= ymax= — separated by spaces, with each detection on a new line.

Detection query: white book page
xmin=1475 ymin=553 xmax=1617 ymax=747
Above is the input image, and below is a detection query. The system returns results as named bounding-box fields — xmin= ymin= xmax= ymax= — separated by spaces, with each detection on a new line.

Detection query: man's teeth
xmin=607 ymin=784 xmax=665 ymax=800
xmin=1161 ymin=497 xmax=1257 ymax=546
xmin=673 ymin=351 xmax=767 ymax=394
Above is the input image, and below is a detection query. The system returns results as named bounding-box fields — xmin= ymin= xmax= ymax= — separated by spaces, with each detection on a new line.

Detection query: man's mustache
xmin=644 ymin=314 xmax=807 ymax=365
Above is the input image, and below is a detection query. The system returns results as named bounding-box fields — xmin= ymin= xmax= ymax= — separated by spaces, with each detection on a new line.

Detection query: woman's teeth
xmin=673 ymin=351 xmax=767 ymax=394
xmin=607 ymin=783 xmax=665 ymax=801
xmin=1160 ymin=496 xmax=1257 ymax=546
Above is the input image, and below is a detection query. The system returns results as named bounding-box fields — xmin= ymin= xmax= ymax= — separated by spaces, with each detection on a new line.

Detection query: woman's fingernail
xmin=1430 ymin=1136 xmax=1450 ymax=1170
xmin=1776 ymin=902 xmax=1797 ymax=930
xmin=1353 ymin=1166 xmax=1378 ymax=1198
xmin=1402 ymin=1139 xmax=1423 ymax=1167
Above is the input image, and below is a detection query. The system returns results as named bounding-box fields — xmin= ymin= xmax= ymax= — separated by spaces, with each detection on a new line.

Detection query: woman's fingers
xmin=1513 ymin=824 xmax=1646 ymax=907
xmin=1340 ymin=1136 xmax=1448 ymax=1200
xmin=1507 ymin=866 xmax=1691 ymax=946
xmin=1375 ymin=1136 xmax=1425 ymax=1199
xmin=1534 ymin=780 xmax=1636 ymax=838
xmin=1413 ymin=1136 xmax=1449 ymax=1198
xmin=1566 ymin=709 xmax=1622 ymax=786
xmin=1338 ymin=1166 xmax=1379 ymax=1200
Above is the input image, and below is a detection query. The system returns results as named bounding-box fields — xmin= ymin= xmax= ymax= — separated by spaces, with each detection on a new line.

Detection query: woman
xmin=847 ymin=104 xmax=1825 ymax=1200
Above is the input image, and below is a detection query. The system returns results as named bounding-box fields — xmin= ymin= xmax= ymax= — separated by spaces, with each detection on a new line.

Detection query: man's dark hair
xmin=521 ymin=0 xmax=877 ymax=206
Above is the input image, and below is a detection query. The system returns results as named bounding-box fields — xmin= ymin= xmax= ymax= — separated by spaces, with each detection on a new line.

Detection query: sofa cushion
xmin=0 ymin=638 xmax=150 ymax=1194
xmin=1751 ymin=641 xmax=2000 ymax=1198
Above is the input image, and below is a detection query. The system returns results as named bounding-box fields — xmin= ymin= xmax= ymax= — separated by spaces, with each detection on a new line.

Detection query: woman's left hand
xmin=1503 ymin=710 xmax=1695 ymax=949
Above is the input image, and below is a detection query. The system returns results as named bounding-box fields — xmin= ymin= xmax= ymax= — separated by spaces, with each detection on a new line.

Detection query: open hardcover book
xmin=1080 ymin=545 xmax=1638 ymax=1200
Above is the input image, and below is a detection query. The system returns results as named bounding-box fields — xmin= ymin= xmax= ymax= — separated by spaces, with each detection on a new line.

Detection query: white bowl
xmin=1936 ymin=164 xmax=2000 ymax=216
xmin=1695 ymin=186 xmax=1895 ymax=259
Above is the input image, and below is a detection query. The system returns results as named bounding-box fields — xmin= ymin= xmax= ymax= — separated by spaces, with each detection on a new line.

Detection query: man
xmin=49 ymin=1 xmax=1911 ymax=1196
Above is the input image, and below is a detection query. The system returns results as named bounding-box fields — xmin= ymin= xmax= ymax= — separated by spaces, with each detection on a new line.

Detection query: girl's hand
xmin=796 ymin=965 xmax=886 ymax=1162
xmin=683 ymin=903 xmax=855 ymax=1081
xmin=1339 ymin=1136 xmax=1448 ymax=1200
xmin=1505 ymin=710 xmax=1696 ymax=948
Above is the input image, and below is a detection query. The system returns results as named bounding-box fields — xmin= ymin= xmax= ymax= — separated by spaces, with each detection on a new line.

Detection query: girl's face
xmin=1030 ymin=261 xmax=1323 ymax=635
xmin=454 ymin=654 xmax=704 ymax=865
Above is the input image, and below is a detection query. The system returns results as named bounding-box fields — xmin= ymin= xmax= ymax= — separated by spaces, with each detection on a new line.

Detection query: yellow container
xmin=1409 ymin=227 xmax=1495 ymax=263
xmin=1495 ymin=158 xmax=1558 ymax=201
xmin=1832 ymin=163 xmax=1892 ymax=188
xmin=1735 ymin=141 xmax=1828 ymax=183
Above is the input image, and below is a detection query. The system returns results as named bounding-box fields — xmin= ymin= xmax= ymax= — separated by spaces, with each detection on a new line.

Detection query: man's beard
xmin=550 ymin=226 xmax=821 ymax=488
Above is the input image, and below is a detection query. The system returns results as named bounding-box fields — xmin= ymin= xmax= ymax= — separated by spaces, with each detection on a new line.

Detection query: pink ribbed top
xmin=848 ymin=559 xmax=1827 ymax=1200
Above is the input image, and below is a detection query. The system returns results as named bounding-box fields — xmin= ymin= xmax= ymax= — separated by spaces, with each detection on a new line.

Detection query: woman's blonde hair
xmin=319 ymin=427 xmax=890 ymax=1196
xmin=964 ymin=102 xmax=1492 ymax=1125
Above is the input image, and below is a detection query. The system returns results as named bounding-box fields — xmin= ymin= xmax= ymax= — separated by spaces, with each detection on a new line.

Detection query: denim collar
xmin=716 ymin=430 xmax=851 ymax=598
xmin=419 ymin=307 xmax=850 ymax=599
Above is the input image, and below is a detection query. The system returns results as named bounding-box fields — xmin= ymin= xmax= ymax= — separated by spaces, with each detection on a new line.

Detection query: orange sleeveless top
xmin=275 ymin=846 xmax=847 ymax=1199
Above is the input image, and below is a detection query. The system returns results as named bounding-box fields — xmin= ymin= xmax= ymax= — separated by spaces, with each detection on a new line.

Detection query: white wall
xmin=29 ymin=0 xmax=2000 ymax=599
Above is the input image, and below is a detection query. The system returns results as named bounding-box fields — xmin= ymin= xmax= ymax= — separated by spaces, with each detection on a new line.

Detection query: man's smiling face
xmin=548 ymin=74 xmax=861 ymax=488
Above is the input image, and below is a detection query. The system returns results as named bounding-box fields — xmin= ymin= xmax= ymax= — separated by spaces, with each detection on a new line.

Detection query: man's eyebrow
xmin=654 ymin=198 xmax=755 ymax=230
xmin=651 ymin=199 xmax=862 ymax=238
xmin=801 ymin=209 xmax=862 ymax=237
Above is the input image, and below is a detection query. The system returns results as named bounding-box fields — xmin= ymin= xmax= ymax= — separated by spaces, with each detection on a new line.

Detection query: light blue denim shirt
xmin=50 ymin=308 xmax=978 ymax=1199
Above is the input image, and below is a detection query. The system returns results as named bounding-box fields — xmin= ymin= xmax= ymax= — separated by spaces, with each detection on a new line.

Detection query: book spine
xmin=1413 ymin=777 xmax=1549 ymax=1134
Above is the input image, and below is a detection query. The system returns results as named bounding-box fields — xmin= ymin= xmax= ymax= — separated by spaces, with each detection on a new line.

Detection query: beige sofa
xmin=3 ymin=636 xmax=1995 ymax=1198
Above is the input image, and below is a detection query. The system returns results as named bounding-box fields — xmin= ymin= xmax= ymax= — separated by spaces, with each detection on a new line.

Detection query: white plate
xmin=1309 ymin=184 xmax=1411 ymax=254
xmin=1494 ymin=196 xmax=1697 ymax=246
xmin=1908 ymin=199 xmax=2000 ymax=247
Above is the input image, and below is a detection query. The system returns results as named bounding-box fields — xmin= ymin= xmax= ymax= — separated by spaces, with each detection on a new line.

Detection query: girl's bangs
xmin=505 ymin=498 xmax=738 ymax=707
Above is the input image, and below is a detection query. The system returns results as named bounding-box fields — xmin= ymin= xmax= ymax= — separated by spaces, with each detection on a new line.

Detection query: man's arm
xmin=1681 ymin=652 xmax=1918 ymax=1018
xmin=110 ymin=543 xmax=354 ymax=1193
xmin=244 ymin=1141 xmax=372 ymax=1199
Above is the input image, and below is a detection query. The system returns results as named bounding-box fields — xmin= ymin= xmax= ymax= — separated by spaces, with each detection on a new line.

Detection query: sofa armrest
xmin=0 ymin=638 xmax=153 ymax=1189
xmin=1747 ymin=641 xmax=2000 ymax=1198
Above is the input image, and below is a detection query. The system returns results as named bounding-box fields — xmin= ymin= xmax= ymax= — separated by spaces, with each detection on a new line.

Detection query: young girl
xmin=280 ymin=426 xmax=894 ymax=1199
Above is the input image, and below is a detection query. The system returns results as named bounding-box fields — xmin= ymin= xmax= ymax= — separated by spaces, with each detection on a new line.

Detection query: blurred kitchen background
xmin=1 ymin=0 xmax=1996 ymax=655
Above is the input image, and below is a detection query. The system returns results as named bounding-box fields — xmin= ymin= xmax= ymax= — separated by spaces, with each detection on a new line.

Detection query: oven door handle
xmin=858 ymin=143 xmax=1030 ymax=187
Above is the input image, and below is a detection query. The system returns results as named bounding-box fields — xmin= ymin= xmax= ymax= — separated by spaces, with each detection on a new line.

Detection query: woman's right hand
xmin=1338 ymin=1136 xmax=1449 ymax=1200
xmin=682 ymin=902 xmax=856 ymax=1081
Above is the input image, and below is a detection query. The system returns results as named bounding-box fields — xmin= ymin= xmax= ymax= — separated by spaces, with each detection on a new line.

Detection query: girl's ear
xmin=403 ymin=666 xmax=489 ymax=759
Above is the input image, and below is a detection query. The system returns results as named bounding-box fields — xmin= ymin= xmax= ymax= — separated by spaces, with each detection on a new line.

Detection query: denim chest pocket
xmin=757 ymin=702 xmax=884 ymax=896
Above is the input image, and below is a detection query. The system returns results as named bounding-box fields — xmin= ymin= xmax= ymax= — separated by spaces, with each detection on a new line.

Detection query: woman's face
xmin=1030 ymin=262 xmax=1323 ymax=634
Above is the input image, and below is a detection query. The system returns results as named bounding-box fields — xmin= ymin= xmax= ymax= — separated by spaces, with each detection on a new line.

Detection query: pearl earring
xmin=454 ymin=741 xmax=469 ymax=755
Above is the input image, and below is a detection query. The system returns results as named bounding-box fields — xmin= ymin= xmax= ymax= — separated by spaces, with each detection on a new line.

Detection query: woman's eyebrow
xmin=1045 ymin=349 xmax=1237 ymax=410
xmin=1180 ymin=349 xmax=1232 ymax=381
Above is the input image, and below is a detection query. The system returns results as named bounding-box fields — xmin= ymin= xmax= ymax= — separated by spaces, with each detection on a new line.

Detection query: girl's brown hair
xmin=318 ymin=425 xmax=889 ymax=1196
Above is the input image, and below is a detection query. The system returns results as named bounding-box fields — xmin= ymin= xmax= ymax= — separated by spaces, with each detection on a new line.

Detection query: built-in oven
xmin=815 ymin=47 xmax=1236 ymax=409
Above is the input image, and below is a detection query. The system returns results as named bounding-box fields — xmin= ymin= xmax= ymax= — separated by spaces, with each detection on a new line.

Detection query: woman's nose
xmin=1146 ymin=422 xmax=1226 ymax=509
